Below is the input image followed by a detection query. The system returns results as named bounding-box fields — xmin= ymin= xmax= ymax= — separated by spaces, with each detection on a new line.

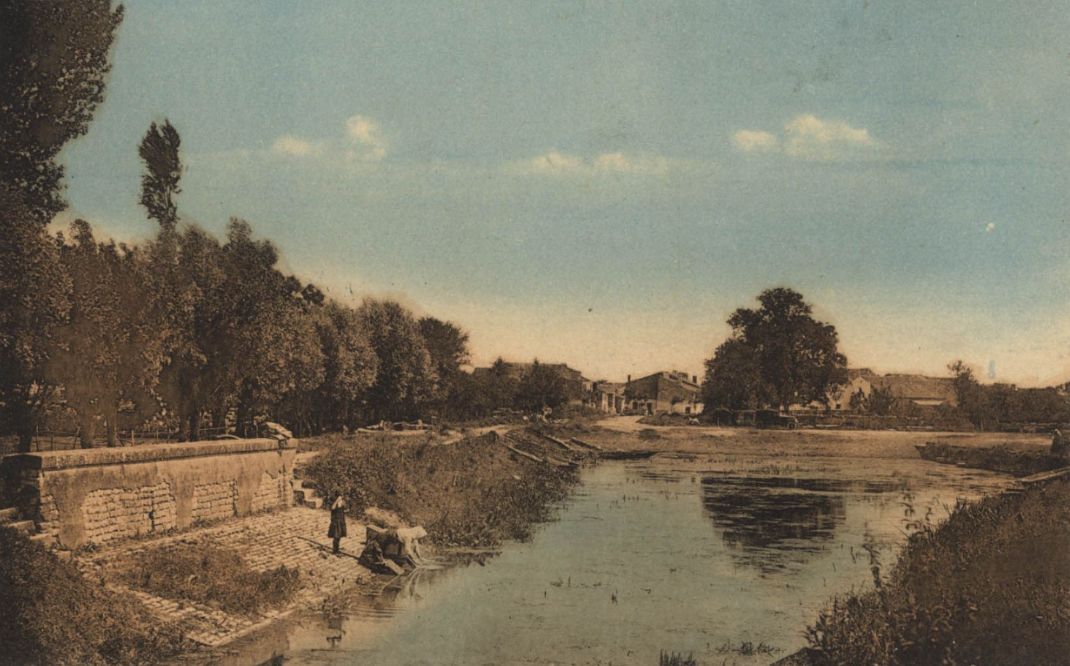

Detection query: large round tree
xmin=702 ymin=288 xmax=847 ymax=411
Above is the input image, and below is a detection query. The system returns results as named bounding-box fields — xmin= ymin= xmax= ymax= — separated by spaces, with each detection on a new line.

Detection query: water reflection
xmin=701 ymin=476 xmax=848 ymax=574
xmin=206 ymin=455 xmax=1010 ymax=666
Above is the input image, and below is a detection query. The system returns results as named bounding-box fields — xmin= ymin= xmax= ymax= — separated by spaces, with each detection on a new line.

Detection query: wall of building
xmin=1 ymin=438 xmax=295 ymax=549
xmin=626 ymin=372 xmax=703 ymax=415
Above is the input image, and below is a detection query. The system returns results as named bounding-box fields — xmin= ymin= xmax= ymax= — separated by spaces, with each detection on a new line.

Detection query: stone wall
xmin=1 ymin=438 xmax=295 ymax=549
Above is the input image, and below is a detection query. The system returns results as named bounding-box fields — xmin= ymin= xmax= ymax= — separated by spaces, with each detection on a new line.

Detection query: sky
xmin=59 ymin=0 xmax=1070 ymax=386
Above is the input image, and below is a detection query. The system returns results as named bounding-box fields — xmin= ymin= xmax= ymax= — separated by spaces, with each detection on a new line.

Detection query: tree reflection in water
xmin=700 ymin=476 xmax=854 ymax=575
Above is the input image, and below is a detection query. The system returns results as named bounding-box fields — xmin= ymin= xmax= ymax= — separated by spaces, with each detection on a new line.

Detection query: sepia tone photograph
xmin=1 ymin=1 xmax=1068 ymax=664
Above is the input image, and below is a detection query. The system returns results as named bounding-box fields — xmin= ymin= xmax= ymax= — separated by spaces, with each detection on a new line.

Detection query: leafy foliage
xmin=304 ymin=432 xmax=578 ymax=547
xmin=0 ymin=0 xmax=123 ymax=222
xmin=0 ymin=0 xmax=122 ymax=449
xmin=947 ymin=360 xmax=1069 ymax=428
xmin=0 ymin=528 xmax=186 ymax=665
xmin=515 ymin=359 xmax=569 ymax=412
xmin=703 ymin=288 xmax=847 ymax=410
xmin=138 ymin=121 xmax=182 ymax=231
xmin=357 ymin=299 xmax=436 ymax=422
xmin=48 ymin=221 xmax=160 ymax=446
xmin=0 ymin=204 xmax=69 ymax=450
xmin=807 ymin=480 xmax=1070 ymax=665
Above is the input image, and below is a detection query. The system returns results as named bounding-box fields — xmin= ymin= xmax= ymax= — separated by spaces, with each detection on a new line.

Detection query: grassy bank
xmin=121 ymin=543 xmax=301 ymax=616
xmin=0 ymin=529 xmax=187 ymax=665
xmin=303 ymin=432 xmax=580 ymax=548
xmin=804 ymin=479 xmax=1070 ymax=665
xmin=916 ymin=441 xmax=1066 ymax=476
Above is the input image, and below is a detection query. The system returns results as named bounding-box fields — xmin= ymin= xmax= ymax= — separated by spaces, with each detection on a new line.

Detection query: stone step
xmin=29 ymin=532 xmax=55 ymax=548
xmin=6 ymin=519 xmax=36 ymax=534
xmin=0 ymin=507 xmax=18 ymax=523
xmin=293 ymin=489 xmax=323 ymax=509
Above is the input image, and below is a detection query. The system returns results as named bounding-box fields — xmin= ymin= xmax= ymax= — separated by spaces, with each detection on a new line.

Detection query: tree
xmin=357 ymin=299 xmax=436 ymax=422
xmin=0 ymin=0 xmax=123 ymax=449
xmin=138 ymin=121 xmax=182 ymax=233
xmin=48 ymin=221 xmax=159 ymax=446
xmin=0 ymin=0 xmax=124 ymax=222
xmin=151 ymin=226 xmax=225 ymax=440
xmin=515 ymin=360 xmax=568 ymax=413
xmin=417 ymin=317 xmax=471 ymax=418
xmin=466 ymin=357 xmax=521 ymax=417
xmin=948 ymin=360 xmax=987 ymax=428
xmin=703 ymin=288 xmax=847 ymax=411
xmin=865 ymin=384 xmax=897 ymax=416
xmin=701 ymin=338 xmax=768 ymax=410
xmin=310 ymin=302 xmax=377 ymax=431
xmin=0 ymin=196 xmax=69 ymax=449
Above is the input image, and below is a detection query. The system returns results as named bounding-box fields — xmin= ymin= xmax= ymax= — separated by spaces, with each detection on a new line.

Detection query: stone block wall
xmin=251 ymin=471 xmax=291 ymax=513
xmin=1 ymin=438 xmax=295 ymax=549
xmin=191 ymin=481 xmax=238 ymax=524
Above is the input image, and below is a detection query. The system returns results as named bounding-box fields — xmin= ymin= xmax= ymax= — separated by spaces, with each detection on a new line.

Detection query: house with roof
xmin=588 ymin=381 xmax=627 ymax=414
xmin=826 ymin=368 xmax=878 ymax=411
xmin=624 ymin=371 xmax=703 ymax=415
xmin=872 ymin=374 xmax=957 ymax=408
xmin=825 ymin=368 xmax=957 ymax=411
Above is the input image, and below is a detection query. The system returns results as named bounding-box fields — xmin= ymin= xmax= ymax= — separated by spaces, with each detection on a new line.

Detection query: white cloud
xmin=732 ymin=114 xmax=880 ymax=161
xmin=345 ymin=115 xmax=388 ymax=162
xmin=510 ymin=150 xmax=670 ymax=177
xmin=271 ymin=134 xmax=323 ymax=158
xmin=731 ymin=129 xmax=779 ymax=153
xmin=783 ymin=114 xmax=876 ymax=160
xmin=985 ymin=222 xmax=996 ymax=233
xmin=268 ymin=115 xmax=388 ymax=163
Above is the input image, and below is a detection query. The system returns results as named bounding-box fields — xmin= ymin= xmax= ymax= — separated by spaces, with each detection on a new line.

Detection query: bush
xmin=122 ymin=543 xmax=300 ymax=616
xmin=806 ymin=480 xmax=1070 ymax=665
xmin=0 ymin=528 xmax=186 ymax=665
xmin=304 ymin=433 xmax=577 ymax=548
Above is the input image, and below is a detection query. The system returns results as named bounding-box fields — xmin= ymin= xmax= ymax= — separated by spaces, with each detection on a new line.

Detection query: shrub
xmin=304 ymin=433 xmax=577 ymax=547
xmin=0 ymin=528 xmax=186 ymax=665
xmin=806 ymin=480 xmax=1070 ymax=665
xmin=122 ymin=543 xmax=300 ymax=616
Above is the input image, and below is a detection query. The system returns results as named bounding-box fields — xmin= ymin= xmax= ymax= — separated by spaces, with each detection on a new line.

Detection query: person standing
xmin=328 ymin=495 xmax=347 ymax=554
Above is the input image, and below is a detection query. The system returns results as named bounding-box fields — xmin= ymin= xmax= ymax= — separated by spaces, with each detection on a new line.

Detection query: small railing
xmin=20 ymin=422 xmax=267 ymax=453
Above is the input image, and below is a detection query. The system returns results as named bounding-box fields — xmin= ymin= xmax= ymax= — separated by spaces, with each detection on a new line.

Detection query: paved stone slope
xmin=77 ymin=506 xmax=372 ymax=646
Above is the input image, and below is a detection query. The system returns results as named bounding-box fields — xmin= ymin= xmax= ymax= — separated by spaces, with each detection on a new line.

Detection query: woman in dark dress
xmin=328 ymin=495 xmax=347 ymax=554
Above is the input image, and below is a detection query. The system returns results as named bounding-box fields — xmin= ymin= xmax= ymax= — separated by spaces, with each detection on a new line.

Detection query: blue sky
xmin=59 ymin=1 xmax=1069 ymax=385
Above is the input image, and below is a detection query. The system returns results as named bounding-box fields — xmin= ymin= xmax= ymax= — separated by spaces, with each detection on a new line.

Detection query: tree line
xmin=1 ymin=0 xmax=573 ymax=451
xmin=699 ymin=288 xmax=1069 ymax=428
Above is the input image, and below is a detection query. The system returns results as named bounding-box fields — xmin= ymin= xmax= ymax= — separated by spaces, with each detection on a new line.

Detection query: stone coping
xmin=1 ymin=438 xmax=294 ymax=471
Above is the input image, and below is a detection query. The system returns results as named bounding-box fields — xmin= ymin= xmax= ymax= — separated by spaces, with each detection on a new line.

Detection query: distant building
xmin=625 ymin=371 xmax=703 ymax=415
xmin=825 ymin=368 xmax=957 ymax=411
xmin=874 ymin=374 xmax=958 ymax=408
xmin=826 ymin=368 xmax=878 ymax=411
xmin=589 ymin=381 xmax=626 ymax=414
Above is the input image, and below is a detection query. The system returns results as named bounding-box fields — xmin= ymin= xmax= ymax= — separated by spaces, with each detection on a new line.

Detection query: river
xmin=217 ymin=450 xmax=1010 ymax=665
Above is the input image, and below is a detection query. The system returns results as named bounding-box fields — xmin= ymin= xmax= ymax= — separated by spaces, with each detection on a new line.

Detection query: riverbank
xmin=800 ymin=476 xmax=1070 ymax=665
xmin=585 ymin=417 xmax=1051 ymax=459
xmin=301 ymin=430 xmax=583 ymax=548
xmin=0 ymin=429 xmax=588 ymax=664
xmin=916 ymin=441 xmax=1066 ymax=476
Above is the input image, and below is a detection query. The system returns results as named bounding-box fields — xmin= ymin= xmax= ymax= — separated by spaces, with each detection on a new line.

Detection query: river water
xmin=221 ymin=451 xmax=1010 ymax=666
